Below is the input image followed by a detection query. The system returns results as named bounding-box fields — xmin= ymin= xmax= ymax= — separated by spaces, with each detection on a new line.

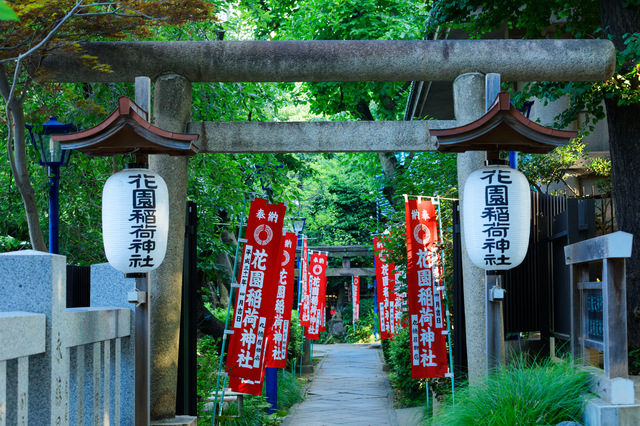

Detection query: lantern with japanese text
xmin=102 ymin=166 xmax=169 ymax=274
xmin=462 ymin=161 xmax=530 ymax=270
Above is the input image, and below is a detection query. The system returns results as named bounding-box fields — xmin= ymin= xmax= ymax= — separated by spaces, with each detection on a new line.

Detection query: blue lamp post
xmin=26 ymin=117 xmax=76 ymax=254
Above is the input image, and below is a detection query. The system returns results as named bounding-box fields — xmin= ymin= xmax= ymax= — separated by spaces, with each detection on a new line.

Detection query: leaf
xmin=0 ymin=0 xmax=18 ymax=21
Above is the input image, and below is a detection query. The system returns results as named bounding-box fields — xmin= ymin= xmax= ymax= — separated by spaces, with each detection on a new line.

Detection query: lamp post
xmin=26 ymin=117 xmax=76 ymax=254
xmin=51 ymin=93 xmax=200 ymax=424
xmin=291 ymin=216 xmax=307 ymax=316
xmin=291 ymin=216 xmax=311 ymax=374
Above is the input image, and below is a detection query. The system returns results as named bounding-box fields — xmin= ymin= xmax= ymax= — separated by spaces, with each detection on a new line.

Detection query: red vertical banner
xmin=265 ymin=232 xmax=297 ymax=369
xmin=229 ymin=375 xmax=263 ymax=396
xmin=352 ymin=276 xmax=360 ymax=322
xmin=226 ymin=198 xmax=287 ymax=382
xmin=393 ymin=271 xmax=406 ymax=331
xmin=304 ymin=252 xmax=327 ymax=340
xmin=229 ymin=356 xmax=266 ymax=396
xmin=373 ymin=237 xmax=396 ymax=339
xmin=299 ymin=237 xmax=310 ymax=327
xmin=405 ymin=197 xmax=448 ymax=378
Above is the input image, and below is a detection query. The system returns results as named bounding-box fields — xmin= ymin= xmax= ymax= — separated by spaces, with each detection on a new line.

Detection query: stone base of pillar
xmin=150 ymin=415 xmax=198 ymax=426
xmin=300 ymin=364 xmax=314 ymax=374
xmin=583 ymin=398 xmax=640 ymax=425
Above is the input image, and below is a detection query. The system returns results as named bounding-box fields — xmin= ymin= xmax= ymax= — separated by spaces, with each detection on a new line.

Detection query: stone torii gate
xmin=45 ymin=39 xmax=614 ymax=423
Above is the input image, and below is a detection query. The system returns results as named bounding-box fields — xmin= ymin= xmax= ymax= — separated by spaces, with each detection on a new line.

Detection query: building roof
xmin=53 ymin=97 xmax=199 ymax=157
xmin=431 ymin=92 xmax=577 ymax=154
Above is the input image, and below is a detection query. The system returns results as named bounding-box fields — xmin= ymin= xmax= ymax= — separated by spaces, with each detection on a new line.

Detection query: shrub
xmin=196 ymin=334 xmax=222 ymax=424
xmin=387 ymin=327 xmax=426 ymax=406
xmin=217 ymin=370 xmax=304 ymax=425
xmin=286 ymin=311 xmax=303 ymax=370
xmin=314 ymin=298 xmax=378 ymax=344
xmin=197 ymin=310 xmax=305 ymax=424
xmin=381 ymin=338 xmax=392 ymax=364
xmin=431 ymin=357 xmax=593 ymax=425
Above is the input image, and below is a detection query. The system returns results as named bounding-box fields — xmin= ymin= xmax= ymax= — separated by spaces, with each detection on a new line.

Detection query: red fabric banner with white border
xmin=226 ymin=198 xmax=286 ymax=382
xmin=304 ymin=252 xmax=327 ymax=340
xmin=393 ymin=272 xmax=406 ymax=331
xmin=373 ymin=237 xmax=396 ymax=339
xmin=229 ymin=365 xmax=264 ymax=395
xmin=265 ymin=232 xmax=297 ymax=369
xmin=299 ymin=236 xmax=310 ymax=327
xmin=404 ymin=198 xmax=448 ymax=378
xmin=352 ymin=276 xmax=360 ymax=322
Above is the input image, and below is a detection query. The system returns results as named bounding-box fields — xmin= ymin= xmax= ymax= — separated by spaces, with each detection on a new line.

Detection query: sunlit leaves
xmin=0 ymin=1 xmax=17 ymax=21
xmin=238 ymin=0 xmax=427 ymax=122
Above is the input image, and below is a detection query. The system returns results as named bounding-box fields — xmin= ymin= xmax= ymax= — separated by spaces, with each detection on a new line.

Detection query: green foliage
xmin=428 ymin=1 xmax=639 ymax=139
xmin=341 ymin=297 xmax=378 ymax=343
xmin=519 ymin=139 xmax=589 ymax=196
xmin=276 ymin=369 xmax=305 ymax=409
xmin=213 ymin=370 xmax=304 ymax=426
xmin=427 ymin=1 xmax=599 ymax=40
xmin=0 ymin=1 xmax=17 ymax=21
xmin=432 ymin=357 xmax=593 ymax=425
xmin=519 ymin=136 xmax=614 ymax=199
xmin=386 ymin=327 xmax=426 ymax=407
xmin=286 ymin=310 xmax=304 ymax=370
xmin=197 ymin=324 xmax=304 ymax=425
xmin=299 ymin=153 xmax=378 ymax=246
xmin=196 ymin=334 xmax=223 ymax=422
xmin=371 ymin=152 xmax=458 ymax=310
xmin=0 ymin=235 xmax=28 ymax=252
xmin=630 ymin=349 xmax=640 ymax=374
xmin=237 ymin=0 xmax=428 ymax=121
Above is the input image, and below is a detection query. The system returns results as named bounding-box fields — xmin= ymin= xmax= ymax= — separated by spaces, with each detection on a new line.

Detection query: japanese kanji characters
xmin=352 ymin=276 xmax=360 ymax=323
xmin=127 ymin=173 xmax=160 ymax=268
xmin=226 ymin=198 xmax=286 ymax=385
xmin=265 ymin=232 xmax=297 ymax=369
xmin=305 ymin=252 xmax=327 ymax=340
xmin=404 ymin=198 xmax=449 ymax=378
xmin=373 ymin=237 xmax=399 ymax=339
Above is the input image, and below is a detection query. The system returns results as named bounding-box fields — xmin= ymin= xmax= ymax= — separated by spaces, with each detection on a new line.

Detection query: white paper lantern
xmin=462 ymin=163 xmax=531 ymax=270
xmin=102 ymin=167 xmax=169 ymax=274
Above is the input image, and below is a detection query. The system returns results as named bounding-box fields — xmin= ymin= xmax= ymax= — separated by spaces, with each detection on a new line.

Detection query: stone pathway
xmin=282 ymin=343 xmax=408 ymax=426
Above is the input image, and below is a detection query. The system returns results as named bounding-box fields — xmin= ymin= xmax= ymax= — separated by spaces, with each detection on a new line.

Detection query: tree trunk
xmin=0 ymin=66 xmax=47 ymax=252
xmin=599 ymin=0 xmax=640 ymax=349
xmin=195 ymin=288 xmax=226 ymax=338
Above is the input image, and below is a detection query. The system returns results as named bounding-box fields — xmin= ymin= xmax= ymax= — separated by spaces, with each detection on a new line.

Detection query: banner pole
xmin=427 ymin=381 xmax=431 ymax=417
xmin=212 ymin=196 xmax=247 ymax=425
xmin=372 ymin=252 xmax=379 ymax=340
xmin=437 ymin=197 xmax=456 ymax=404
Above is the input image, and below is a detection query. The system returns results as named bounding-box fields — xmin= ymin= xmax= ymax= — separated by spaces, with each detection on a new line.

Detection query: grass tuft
xmin=431 ymin=356 xmax=593 ymax=425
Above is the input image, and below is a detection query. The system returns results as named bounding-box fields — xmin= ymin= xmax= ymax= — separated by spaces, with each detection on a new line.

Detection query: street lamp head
xmin=291 ymin=216 xmax=306 ymax=234
xmin=26 ymin=116 xmax=76 ymax=166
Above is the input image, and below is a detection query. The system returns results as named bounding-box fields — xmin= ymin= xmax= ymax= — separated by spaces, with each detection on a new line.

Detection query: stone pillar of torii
xmin=44 ymin=38 xmax=615 ymax=422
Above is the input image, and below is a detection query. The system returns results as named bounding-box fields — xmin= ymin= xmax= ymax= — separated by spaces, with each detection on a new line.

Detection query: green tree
xmin=426 ymin=0 xmax=640 ymax=349
xmin=298 ymin=153 xmax=378 ymax=246
xmin=0 ymin=0 xmax=213 ymax=252
xmin=0 ymin=1 xmax=17 ymax=21
xmin=237 ymin=0 xmax=430 ymax=209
